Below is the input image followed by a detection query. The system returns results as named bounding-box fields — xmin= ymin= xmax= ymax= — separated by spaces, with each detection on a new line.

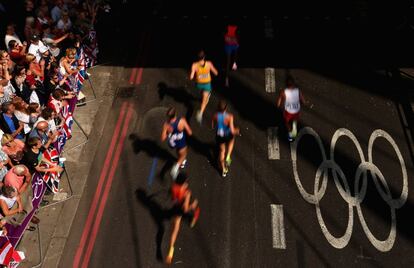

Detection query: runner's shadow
xmin=158 ymin=82 xmax=197 ymax=121
xmin=187 ymin=135 xmax=220 ymax=173
xmin=129 ymin=134 xmax=175 ymax=161
xmin=215 ymin=74 xmax=282 ymax=130
xmin=135 ymin=188 xmax=181 ymax=262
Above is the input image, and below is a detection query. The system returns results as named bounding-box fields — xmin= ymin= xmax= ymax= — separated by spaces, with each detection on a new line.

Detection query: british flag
xmin=0 ymin=237 xmax=25 ymax=267
xmin=83 ymin=30 xmax=98 ymax=68
xmin=60 ymin=104 xmax=74 ymax=139
xmin=40 ymin=148 xmax=61 ymax=193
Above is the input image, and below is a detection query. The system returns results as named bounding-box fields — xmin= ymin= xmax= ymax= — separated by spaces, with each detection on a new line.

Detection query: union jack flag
xmin=60 ymin=104 xmax=74 ymax=139
xmin=0 ymin=237 xmax=25 ymax=266
xmin=83 ymin=30 xmax=98 ymax=68
xmin=40 ymin=148 xmax=60 ymax=193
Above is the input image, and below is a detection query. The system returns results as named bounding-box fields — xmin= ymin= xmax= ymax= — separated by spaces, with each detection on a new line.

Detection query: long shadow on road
xmin=136 ymin=188 xmax=179 ymax=261
xmin=157 ymin=82 xmax=198 ymax=122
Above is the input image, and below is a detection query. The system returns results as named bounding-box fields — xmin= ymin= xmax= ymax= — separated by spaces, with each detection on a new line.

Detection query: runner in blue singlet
xmin=212 ymin=100 xmax=239 ymax=177
xmin=161 ymin=107 xmax=193 ymax=179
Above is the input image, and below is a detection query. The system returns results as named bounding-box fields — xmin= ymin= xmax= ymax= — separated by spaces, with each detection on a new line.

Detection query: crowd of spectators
xmin=0 ymin=0 xmax=102 ymax=246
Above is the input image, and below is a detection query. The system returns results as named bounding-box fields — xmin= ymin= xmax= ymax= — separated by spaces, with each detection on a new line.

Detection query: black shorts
xmin=216 ymin=134 xmax=234 ymax=144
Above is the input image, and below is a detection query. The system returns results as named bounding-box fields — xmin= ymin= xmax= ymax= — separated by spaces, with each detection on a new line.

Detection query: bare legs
xmin=166 ymin=191 xmax=199 ymax=264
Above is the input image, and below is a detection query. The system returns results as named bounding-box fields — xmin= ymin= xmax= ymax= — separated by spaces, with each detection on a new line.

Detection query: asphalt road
xmin=59 ymin=3 xmax=414 ymax=267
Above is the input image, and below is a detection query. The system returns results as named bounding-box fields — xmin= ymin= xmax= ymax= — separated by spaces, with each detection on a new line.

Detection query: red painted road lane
xmin=80 ymin=103 xmax=134 ymax=268
xmin=72 ymin=102 xmax=128 ymax=268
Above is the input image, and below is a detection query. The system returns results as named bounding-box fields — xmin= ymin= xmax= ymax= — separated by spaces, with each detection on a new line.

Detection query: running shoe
xmin=170 ymin=163 xmax=180 ymax=180
xmin=225 ymin=155 xmax=232 ymax=167
xmin=222 ymin=167 xmax=229 ymax=178
xmin=180 ymin=159 xmax=187 ymax=169
xmin=288 ymin=132 xmax=294 ymax=142
xmin=292 ymin=121 xmax=297 ymax=138
xmin=196 ymin=110 xmax=203 ymax=124
xmin=232 ymin=62 xmax=238 ymax=71
xmin=190 ymin=207 xmax=200 ymax=228
xmin=165 ymin=246 xmax=174 ymax=264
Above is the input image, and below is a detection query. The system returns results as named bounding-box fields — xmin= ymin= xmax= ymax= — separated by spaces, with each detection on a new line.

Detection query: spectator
xmin=44 ymin=72 xmax=68 ymax=94
xmin=34 ymin=9 xmax=52 ymax=32
xmin=29 ymin=121 xmax=56 ymax=148
xmin=0 ymin=218 xmax=7 ymax=236
xmin=56 ymin=10 xmax=72 ymax=33
xmin=24 ymin=17 xmax=36 ymax=45
xmin=42 ymin=25 xmax=69 ymax=58
xmin=0 ymin=50 xmax=15 ymax=75
xmin=25 ymin=53 xmax=46 ymax=105
xmin=12 ymin=97 xmax=31 ymax=135
xmin=3 ymin=165 xmax=39 ymax=225
xmin=24 ymin=0 xmax=36 ymax=19
xmin=27 ymin=102 xmax=41 ymax=127
xmin=23 ymin=136 xmax=62 ymax=175
xmin=59 ymin=47 xmax=80 ymax=77
xmin=34 ymin=106 xmax=60 ymax=133
xmin=0 ymin=102 xmax=25 ymax=140
xmin=11 ymin=66 xmax=30 ymax=99
xmin=0 ymin=186 xmax=24 ymax=225
xmin=0 ymin=148 xmax=11 ymax=185
xmin=0 ymin=84 xmax=13 ymax=106
xmin=36 ymin=0 xmax=50 ymax=17
xmin=4 ymin=24 xmax=22 ymax=51
xmin=28 ymin=34 xmax=48 ymax=63
xmin=51 ymin=0 xmax=66 ymax=23
xmin=8 ymin=40 xmax=28 ymax=66
xmin=48 ymin=89 xmax=75 ymax=115
xmin=1 ymin=134 xmax=25 ymax=165
xmin=74 ymin=9 xmax=92 ymax=36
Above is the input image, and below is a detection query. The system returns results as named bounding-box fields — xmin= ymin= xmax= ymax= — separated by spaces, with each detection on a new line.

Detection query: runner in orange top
xmin=165 ymin=172 xmax=200 ymax=264
xmin=190 ymin=50 xmax=218 ymax=123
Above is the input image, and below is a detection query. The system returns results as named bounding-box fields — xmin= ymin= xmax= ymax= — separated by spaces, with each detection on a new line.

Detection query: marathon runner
xmin=165 ymin=172 xmax=200 ymax=264
xmin=277 ymin=76 xmax=306 ymax=142
xmin=224 ymin=24 xmax=239 ymax=87
xmin=161 ymin=107 xmax=193 ymax=180
xmin=212 ymin=100 xmax=240 ymax=177
xmin=190 ymin=50 xmax=218 ymax=124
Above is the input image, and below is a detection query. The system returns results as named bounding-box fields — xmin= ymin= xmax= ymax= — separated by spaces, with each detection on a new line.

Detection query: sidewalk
xmin=17 ymin=64 xmax=124 ymax=268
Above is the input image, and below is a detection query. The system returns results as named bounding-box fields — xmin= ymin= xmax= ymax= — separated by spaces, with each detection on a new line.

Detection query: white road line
xmin=265 ymin=68 xmax=276 ymax=93
xmin=271 ymin=204 xmax=286 ymax=249
xmin=267 ymin=127 xmax=280 ymax=160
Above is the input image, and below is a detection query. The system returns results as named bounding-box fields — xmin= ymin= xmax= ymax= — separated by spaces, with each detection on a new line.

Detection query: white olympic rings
xmin=291 ymin=127 xmax=408 ymax=252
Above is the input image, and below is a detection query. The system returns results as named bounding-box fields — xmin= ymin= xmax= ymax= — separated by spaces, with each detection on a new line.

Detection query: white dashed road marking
xmin=265 ymin=68 xmax=276 ymax=93
xmin=267 ymin=127 xmax=280 ymax=160
xmin=271 ymin=204 xmax=286 ymax=249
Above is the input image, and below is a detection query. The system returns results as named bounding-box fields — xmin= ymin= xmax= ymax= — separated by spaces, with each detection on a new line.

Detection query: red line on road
xmin=72 ymin=101 xmax=128 ymax=268
xmin=81 ymin=103 xmax=134 ymax=268
xmin=129 ymin=68 xmax=138 ymax=84
xmin=135 ymin=68 xmax=143 ymax=85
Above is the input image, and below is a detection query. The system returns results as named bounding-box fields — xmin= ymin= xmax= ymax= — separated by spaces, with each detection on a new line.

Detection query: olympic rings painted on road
xmin=291 ymin=127 xmax=408 ymax=252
